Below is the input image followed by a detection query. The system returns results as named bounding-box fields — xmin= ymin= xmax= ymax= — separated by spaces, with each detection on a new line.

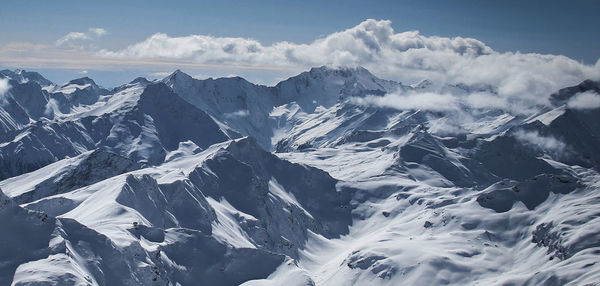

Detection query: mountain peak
xmin=162 ymin=69 xmax=194 ymax=86
xmin=412 ymin=79 xmax=433 ymax=89
xmin=169 ymin=69 xmax=192 ymax=79
xmin=0 ymin=69 xmax=54 ymax=86
xmin=550 ymin=79 xmax=600 ymax=106
xmin=273 ymin=65 xmax=402 ymax=112
xmin=129 ymin=77 xmax=151 ymax=85
xmin=66 ymin=77 xmax=97 ymax=87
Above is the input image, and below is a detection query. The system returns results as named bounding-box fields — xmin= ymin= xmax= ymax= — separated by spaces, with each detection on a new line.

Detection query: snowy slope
xmin=1 ymin=137 xmax=350 ymax=285
xmin=0 ymin=67 xmax=599 ymax=286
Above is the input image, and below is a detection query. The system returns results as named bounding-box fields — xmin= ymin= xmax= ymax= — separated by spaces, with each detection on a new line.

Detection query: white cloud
xmin=4 ymin=19 xmax=598 ymax=104
xmin=513 ymin=130 xmax=567 ymax=157
xmin=427 ymin=116 xmax=468 ymax=136
xmin=567 ymin=90 xmax=600 ymax=110
xmin=351 ymin=91 xmax=460 ymax=111
xmin=88 ymin=28 xmax=108 ymax=37
xmin=56 ymin=28 xmax=108 ymax=47
xmin=149 ymin=71 xmax=171 ymax=78
xmin=56 ymin=32 xmax=89 ymax=46
xmin=464 ymin=92 xmax=509 ymax=110
xmin=351 ymin=89 xmax=521 ymax=114
xmin=97 ymin=19 xmax=600 ymax=105
xmin=0 ymin=78 xmax=10 ymax=94
xmin=0 ymin=78 xmax=11 ymax=103
xmin=224 ymin=110 xmax=250 ymax=118
xmin=97 ymin=20 xmax=492 ymax=67
xmin=44 ymin=98 xmax=58 ymax=117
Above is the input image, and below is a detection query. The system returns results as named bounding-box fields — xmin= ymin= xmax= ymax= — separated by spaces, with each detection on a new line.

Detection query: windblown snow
xmin=0 ymin=66 xmax=599 ymax=285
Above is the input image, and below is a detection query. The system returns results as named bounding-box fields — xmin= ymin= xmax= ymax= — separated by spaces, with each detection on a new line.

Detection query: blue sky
xmin=1 ymin=0 xmax=599 ymax=87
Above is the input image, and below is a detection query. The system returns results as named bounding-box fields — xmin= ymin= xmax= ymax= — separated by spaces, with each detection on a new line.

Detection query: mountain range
xmin=0 ymin=66 xmax=599 ymax=285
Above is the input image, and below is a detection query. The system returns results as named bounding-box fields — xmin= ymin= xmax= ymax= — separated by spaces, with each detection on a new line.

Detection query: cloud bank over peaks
xmin=97 ymin=19 xmax=600 ymax=102
xmin=350 ymin=88 xmax=538 ymax=115
xmin=97 ymin=19 xmax=493 ymax=71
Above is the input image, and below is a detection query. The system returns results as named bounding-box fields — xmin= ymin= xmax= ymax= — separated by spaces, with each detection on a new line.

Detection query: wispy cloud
xmin=567 ymin=90 xmax=600 ymax=110
xmin=56 ymin=32 xmax=89 ymax=46
xmin=56 ymin=27 xmax=108 ymax=47
xmin=0 ymin=78 xmax=11 ymax=103
xmin=464 ymin=92 xmax=509 ymax=110
xmin=0 ymin=78 xmax=10 ymax=94
xmin=224 ymin=110 xmax=250 ymax=119
xmin=351 ymin=89 xmax=527 ymax=115
xmin=88 ymin=28 xmax=108 ymax=37
xmin=149 ymin=71 xmax=171 ymax=78
xmin=351 ymin=91 xmax=460 ymax=112
xmin=513 ymin=130 xmax=568 ymax=158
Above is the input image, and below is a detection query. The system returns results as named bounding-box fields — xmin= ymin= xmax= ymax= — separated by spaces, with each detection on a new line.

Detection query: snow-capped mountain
xmin=0 ymin=66 xmax=599 ymax=285
xmin=0 ymin=78 xmax=229 ymax=180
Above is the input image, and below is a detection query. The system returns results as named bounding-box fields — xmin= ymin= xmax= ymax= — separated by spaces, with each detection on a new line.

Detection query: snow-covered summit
xmin=275 ymin=65 xmax=404 ymax=111
xmin=65 ymin=76 xmax=97 ymax=87
xmin=162 ymin=69 xmax=194 ymax=85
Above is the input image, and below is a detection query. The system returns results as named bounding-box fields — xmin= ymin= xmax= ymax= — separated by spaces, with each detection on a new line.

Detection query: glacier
xmin=0 ymin=66 xmax=599 ymax=285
